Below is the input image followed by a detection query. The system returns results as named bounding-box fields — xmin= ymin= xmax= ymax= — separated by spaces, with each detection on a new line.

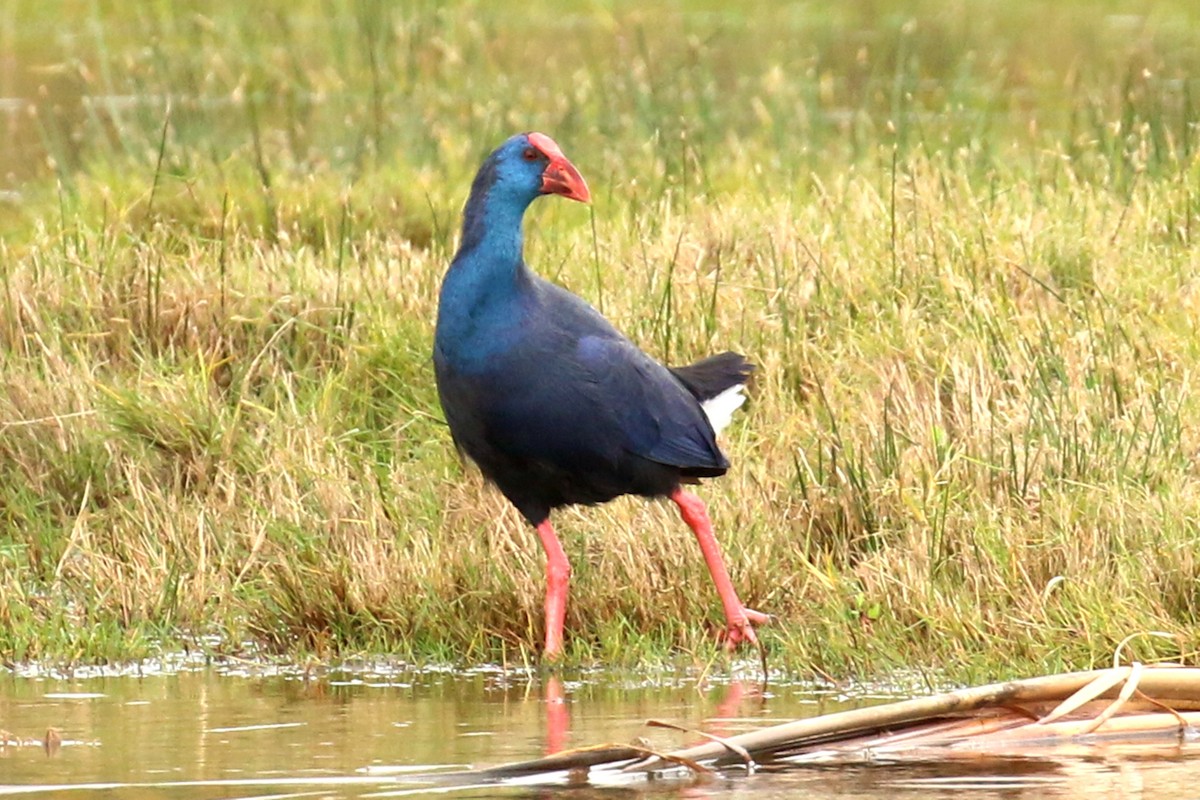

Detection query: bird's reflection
xmin=705 ymin=679 xmax=765 ymax=739
xmin=544 ymin=674 xmax=570 ymax=755
xmin=539 ymin=675 xmax=764 ymax=756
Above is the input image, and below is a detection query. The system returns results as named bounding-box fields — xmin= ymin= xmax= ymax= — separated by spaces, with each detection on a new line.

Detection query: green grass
xmin=2 ymin=0 xmax=1200 ymax=681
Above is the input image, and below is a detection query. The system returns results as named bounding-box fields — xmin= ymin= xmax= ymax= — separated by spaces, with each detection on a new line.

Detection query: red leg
xmin=671 ymin=488 xmax=768 ymax=650
xmin=535 ymin=519 xmax=570 ymax=658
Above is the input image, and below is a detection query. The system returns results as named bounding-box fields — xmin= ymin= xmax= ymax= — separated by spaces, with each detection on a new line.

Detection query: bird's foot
xmin=721 ymin=607 xmax=770 ymax=652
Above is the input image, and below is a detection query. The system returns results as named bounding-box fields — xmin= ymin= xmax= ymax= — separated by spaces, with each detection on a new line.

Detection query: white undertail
xmin=700 ymin=384 xmax=746 ymax=435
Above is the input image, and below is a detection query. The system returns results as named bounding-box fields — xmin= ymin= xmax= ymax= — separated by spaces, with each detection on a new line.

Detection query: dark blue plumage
xmin=434 ymin=132 xmax=764 ymax=658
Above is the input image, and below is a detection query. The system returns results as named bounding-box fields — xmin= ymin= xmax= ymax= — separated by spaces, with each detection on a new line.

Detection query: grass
xmin=2 ymin=0 xmax=1200 ymax=681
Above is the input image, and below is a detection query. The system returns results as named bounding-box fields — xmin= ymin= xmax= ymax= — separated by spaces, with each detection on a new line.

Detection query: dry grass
xmin=2 ymin=0 xmax=1200 ymax=678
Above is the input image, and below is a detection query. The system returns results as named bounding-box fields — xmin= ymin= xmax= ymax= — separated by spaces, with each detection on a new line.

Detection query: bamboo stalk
xmin=436 ymin=667 xmax=1200 ymax=787
xmin=636 ymin=667 xmax=1200 ymax=770
xmin=1037 ymin=666 xmax=1135 ymax=724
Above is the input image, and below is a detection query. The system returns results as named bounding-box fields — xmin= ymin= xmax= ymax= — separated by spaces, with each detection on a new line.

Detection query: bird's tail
xmin=670 ymin=352 xmax=754 ymax=434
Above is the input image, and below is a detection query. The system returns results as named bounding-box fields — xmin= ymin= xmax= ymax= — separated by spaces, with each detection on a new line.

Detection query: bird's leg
xmin=670 ymin=488 xmax=768 ymax=650
xmin=535 ymin=519 xmax=571 ymax=658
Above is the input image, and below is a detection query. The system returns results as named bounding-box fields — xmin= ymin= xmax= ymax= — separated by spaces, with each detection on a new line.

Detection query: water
xmin=4 ymin=662 xmax=1200 ymax=798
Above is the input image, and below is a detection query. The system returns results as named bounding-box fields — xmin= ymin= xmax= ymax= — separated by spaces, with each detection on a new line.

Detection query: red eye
xmin=522 ymin=147 xmax=539 ymax=161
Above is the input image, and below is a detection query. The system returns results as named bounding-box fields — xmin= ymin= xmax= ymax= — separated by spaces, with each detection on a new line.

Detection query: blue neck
xmin=457 ymin=185 xmax=530 ymax=269
xmin=436 ymin=185 xmax=538 ymax=370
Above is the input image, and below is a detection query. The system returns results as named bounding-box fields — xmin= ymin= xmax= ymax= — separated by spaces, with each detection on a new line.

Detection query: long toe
xmin=721 ymin=606 xmax=767 ymax=651
xmin=722 ymin=621 xmax=760 ymax=651
xmin=743 ymin=607 xmax=770 ymax=626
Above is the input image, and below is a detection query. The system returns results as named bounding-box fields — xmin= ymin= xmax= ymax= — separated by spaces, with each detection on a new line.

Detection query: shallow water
xmin=4 ymin=661 xmax=1200 ymax=798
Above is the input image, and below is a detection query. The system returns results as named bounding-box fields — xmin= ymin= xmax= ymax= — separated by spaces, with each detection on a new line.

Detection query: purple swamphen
xmin=433 ymin=132 xmax=766 ymax=658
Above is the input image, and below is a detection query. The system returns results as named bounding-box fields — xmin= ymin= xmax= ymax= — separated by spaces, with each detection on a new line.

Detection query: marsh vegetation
xmin=3 ymin=1 xmax=1200 ymax=678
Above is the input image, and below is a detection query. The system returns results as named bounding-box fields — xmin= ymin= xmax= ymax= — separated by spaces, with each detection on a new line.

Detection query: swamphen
xmin=433 ymin=132 xmax=767 ymax=658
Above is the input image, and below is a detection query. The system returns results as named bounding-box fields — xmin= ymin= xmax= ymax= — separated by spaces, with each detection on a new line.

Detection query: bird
xmin=433 ymin=132 xmax=767 ymax=659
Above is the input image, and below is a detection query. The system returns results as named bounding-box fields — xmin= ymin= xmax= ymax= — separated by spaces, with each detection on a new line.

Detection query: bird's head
xmin=487 ymin=132 xmax=591 ymax=205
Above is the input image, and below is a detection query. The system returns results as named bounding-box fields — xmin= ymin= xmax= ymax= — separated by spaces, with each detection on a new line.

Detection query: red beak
xmin=528 ymin=132 xmax=591 ymax=204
